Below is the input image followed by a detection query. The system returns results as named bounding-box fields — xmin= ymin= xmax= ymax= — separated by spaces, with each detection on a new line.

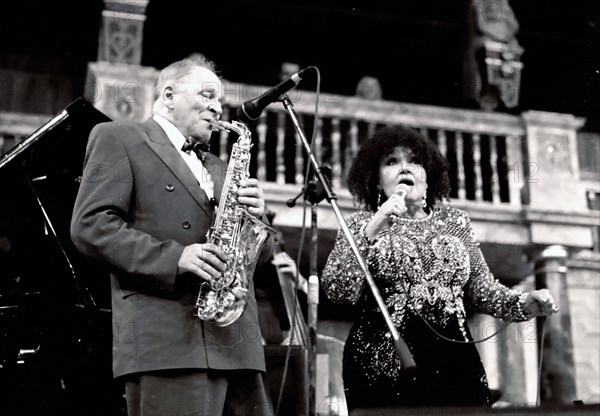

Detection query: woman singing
xmin=321 ymin=125 xmax=559 ymax=409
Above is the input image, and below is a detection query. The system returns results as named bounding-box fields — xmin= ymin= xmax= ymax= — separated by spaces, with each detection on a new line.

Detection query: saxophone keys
xmin=220 ymin=291 xmax=236 ymax=308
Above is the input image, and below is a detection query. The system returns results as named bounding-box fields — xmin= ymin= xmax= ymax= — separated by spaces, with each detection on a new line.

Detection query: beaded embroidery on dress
xmin=321 ymin=206 xmax=531 ymax=408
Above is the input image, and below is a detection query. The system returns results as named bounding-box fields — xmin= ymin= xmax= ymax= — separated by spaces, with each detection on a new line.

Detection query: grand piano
xmin=0 ymin=98 xmax=123 ymax=416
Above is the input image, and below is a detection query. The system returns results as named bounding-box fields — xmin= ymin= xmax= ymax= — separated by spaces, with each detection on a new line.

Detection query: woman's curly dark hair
xmin=347 ymin=125 xmax=450 ymax=212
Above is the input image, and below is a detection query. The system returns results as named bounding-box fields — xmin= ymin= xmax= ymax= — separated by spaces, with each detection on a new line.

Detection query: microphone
xmin=389 ymin=189 xmax=407 ymax=226
xmin=236 ymin=67 xmax=312 ymax=123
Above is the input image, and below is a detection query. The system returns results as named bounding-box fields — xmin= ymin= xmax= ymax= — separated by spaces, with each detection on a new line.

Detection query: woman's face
xmin=379 ymin=146 xmax=428 ymax=204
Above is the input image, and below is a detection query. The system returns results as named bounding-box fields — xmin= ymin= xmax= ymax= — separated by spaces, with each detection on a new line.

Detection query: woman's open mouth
xmin=399 ymin=177 xmax=415 ymax=186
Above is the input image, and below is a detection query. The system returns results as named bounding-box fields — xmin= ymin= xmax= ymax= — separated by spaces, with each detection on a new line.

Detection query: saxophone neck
xmin=209 ymin=119 xmax=249 ymax=136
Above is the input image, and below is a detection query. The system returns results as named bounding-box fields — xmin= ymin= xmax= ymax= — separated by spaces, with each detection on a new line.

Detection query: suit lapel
xmin=142 ymin=119 xmax=213 ymax=217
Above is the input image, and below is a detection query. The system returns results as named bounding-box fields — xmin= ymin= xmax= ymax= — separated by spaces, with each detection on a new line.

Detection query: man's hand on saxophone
xmin=238 ymin=178 xmax=266 ymax=217
xmin=177 ymin=243 xmax=227 ymax=281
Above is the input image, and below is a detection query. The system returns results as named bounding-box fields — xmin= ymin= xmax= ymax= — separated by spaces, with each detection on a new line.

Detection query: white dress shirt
xmin=153 ymin=114 xmax=214 ymax=200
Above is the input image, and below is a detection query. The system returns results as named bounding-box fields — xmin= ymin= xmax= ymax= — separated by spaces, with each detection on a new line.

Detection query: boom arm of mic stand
xmin=280 ymin=95 xmax=416 ymax=372
xmin=328 ymin=203 xmax=416 ymax=370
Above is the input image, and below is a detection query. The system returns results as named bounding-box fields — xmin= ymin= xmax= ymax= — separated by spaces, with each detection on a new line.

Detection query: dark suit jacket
xmin=70 ymin=118 xmax=267 ymax=378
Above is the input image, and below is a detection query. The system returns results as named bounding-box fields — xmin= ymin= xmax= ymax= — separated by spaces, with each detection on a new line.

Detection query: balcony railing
xmin=209 ymin=83 xmax=528 ymax=210
xmin=0 ymin=83 xmax=573 ymax=214
xmin=1 ymin=94 xmax=528 ymax=211
xmin=0 ymin=112 xmax=52 ymax=157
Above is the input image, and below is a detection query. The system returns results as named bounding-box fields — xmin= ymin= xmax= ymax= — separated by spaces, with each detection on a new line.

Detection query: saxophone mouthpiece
xmin=207 ymin=119 xmax=225 ymax=132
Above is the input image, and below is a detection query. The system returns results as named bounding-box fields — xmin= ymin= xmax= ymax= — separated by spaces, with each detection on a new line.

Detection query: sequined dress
xmin=321 ymin=206 xmax=531 ymax=409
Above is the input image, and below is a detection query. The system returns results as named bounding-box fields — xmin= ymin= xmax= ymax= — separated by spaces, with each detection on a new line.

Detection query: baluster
xmin=295 ymin=113 xmax=304 ymax=184
xmin=489 ymin=135 xmax=501 ymax=204
xmin=436 ymin=129 xmax=447 ymax=158
xmin=455 ymin=131 xmax=467 ymax=201
xmin=367 ymin=122 xmax=375 ymax=140
xmin=345 ymin=120 xmax=359 ymax=182
xmin=314 ymin=117 xmax=323 ymax=165
xmin=505 ymin=135 xmax=524 ymax=206
xmin=13 ymin=136 xmax=22 ymax=151
xmin=256 ymin=113 xmax=268 ymax=182
xmin=330 ymin=118 xmax=342 ymax=189
xmin=472 ymin=133 xmax=483 ymax=201
xmin=276 ymin=112 xmax=286 ymax=184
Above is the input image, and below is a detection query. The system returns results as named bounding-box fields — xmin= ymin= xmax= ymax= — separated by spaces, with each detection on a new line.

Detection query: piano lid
xmin=1 ymin=97 xmax=111 ymax=174
xmin=0 ymin=98 xmax=112 ymax=311
xmin=0 ymin=99 xmax=121 ymax=415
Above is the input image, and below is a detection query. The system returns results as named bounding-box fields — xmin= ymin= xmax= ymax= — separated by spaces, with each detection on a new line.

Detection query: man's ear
xmin=165 ymin=87 xmax=173 ymax=99
xmin=161 ymin=86 xmax=175 ymax=112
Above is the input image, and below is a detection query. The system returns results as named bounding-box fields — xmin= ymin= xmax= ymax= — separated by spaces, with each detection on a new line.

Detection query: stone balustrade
xmin=0 ymin=75 xmax=596 ymax=246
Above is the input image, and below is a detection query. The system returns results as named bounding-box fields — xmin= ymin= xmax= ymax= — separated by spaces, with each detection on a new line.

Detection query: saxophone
xmin=195 ymin=120 xmax=275 ymax=327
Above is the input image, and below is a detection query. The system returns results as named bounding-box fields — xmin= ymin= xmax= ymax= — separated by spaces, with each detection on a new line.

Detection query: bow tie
xmin=181 ymin=137 xmax=209 ymax=162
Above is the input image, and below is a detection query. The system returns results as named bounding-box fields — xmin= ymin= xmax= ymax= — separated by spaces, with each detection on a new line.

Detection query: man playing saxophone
xmin=71 ymin=54 xmax=274 ymax=416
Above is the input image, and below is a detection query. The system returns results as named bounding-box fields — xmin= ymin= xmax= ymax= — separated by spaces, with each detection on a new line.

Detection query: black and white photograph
xmin=1 ymin=1 xmax=599 ymax=415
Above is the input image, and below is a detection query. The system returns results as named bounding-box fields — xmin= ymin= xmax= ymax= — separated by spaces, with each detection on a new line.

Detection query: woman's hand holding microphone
xmin=364 ymin=189 xmax=408 ymax=243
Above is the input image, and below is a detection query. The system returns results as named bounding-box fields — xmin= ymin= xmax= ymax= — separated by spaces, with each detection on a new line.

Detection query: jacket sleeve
xmin=70 ymin=123 xmax=184 ymax=293
xmin=256 ymin=212 xmax=276 ymax=266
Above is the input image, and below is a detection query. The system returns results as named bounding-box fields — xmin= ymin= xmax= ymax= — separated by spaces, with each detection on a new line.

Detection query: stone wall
xmin=568 ymin=250 xmax=600 ymax=403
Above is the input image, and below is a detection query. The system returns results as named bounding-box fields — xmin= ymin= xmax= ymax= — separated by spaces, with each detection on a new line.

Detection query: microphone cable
xmin=385 ymin=227 xmax=551 ymax=406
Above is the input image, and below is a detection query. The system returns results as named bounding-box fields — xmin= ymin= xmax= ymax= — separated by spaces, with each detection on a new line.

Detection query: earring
xmin=377 ymin=189 xmax=384 ymax=208
xmin=421 ymin=190 xmax=428 ymax=208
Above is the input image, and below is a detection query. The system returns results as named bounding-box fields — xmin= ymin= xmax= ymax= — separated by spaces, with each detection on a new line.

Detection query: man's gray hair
xmin=154 ymin=53 xmax=218 ymax=101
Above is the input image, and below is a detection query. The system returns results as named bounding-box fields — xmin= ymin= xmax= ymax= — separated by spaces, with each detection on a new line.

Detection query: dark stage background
xmin=1 ymin=0 xmax=598 ymax=131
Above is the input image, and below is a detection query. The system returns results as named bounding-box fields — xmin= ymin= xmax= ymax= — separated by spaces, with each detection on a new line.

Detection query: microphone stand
xmin=280 ymin=95 xmax=416 ymax=416
xmin=287 ymin=166 xmax=329 ymax=416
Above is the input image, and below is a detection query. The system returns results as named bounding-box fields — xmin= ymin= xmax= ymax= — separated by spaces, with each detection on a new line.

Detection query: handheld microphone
xmin=389 ymin=189 xmax=407 ymax=226
xmin=236 ymin=67 xmax=312 ymax=123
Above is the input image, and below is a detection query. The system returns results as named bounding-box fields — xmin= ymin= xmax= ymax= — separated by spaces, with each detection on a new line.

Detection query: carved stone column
xmin=528 ymin=244 xmax=577 ymax=404
xmin=98 ymin=0 xmax=149 ymax=65
xmin=85 ymin=1 xmax=156 ymax=121
xmin=521 ymin=111 xmax=591 ymax=248
xmin=463 ymin=0 xmax=524 ymax=110
xmin=85 ymin=61 xmax=158 ymax=122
